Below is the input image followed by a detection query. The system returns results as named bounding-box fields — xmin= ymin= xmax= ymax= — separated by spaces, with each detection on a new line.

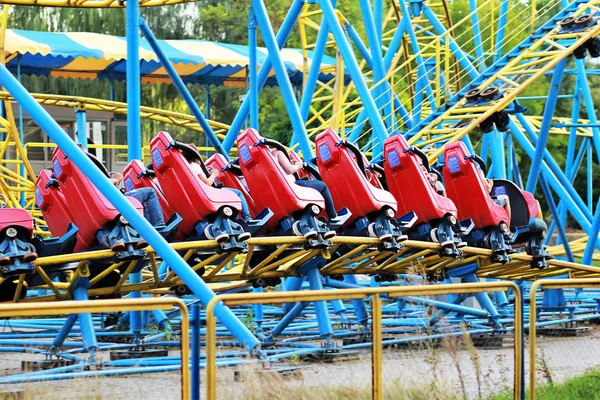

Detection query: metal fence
xmin=205 ymin=281 xmax=523 ymax=400
xmin=0 ymin=297 xmax=190 ymax=400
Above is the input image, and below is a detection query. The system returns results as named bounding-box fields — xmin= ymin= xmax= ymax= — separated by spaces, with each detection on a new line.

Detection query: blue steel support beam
xmin=421 ymin=4 xmax=478 ymax=80
xmin=399 ymin=0 xmax=436 ymax=124
xmin=76 ymin=108 xmax=87 ymax=150
xmin=511 ymin=116 xmax=600 ymax=248
xmin=525 ymin=59 xmax=567 ymax=193
xmin=73 ymin=278 xmax=97 ymax=361
xmin=506 ymin=134 xmax=514 ymax=181
xmin=358 ymin=0 xmax=393 ymax=136
xmin=0 ymin=64 xmax=260 ymax=351
xmin=224 ymin=0 xmax=304 ymax=152
xmin=126 ymin=0 xmax=142 ymax=161
xmin=317 ymin=0 xmax=389 ymax=147
xmin=493 ymin=0 xmax=509 ymax=63
xmin=539 ymin=175 xmax=574 ymax=261
xmin=468 ymin=0 xmax=486 ymax=70
xmin=588 ymin=145 xmax=593 ymax=211
xmin=191 ymin=304 xmax=200 ymax=400
xmin=250 ymin=0 xmax=313 ymax=158
xmin=374 ymin=0 xmax=383 ymax=46
xmin=582 ymin=198 xmax=600 ymax=265
xmin=139 ymin=20 xmax=228 ymax=160
xmin=127 ymin=0 xmax=143 ymax=337
xmin=547 ymin=138 xmax=589 ymax=244
xmin=248 ymin=8 xmax=259 ymax=130
xmin=489 ymin=129 xmax=506 ymax=178
xmin=565 ymin=77 xmax=581 ymax=183
xmin=252 ymin=2 xmax=313 ymax=155
xmin=575 ymin=58 xmax=600 ymax=163
xmin=300 ymin=0 xmax=336 ymax=122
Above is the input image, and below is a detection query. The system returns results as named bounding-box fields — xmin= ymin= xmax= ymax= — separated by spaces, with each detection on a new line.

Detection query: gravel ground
xmin=0 ymin=327 xmax=598 ymax=399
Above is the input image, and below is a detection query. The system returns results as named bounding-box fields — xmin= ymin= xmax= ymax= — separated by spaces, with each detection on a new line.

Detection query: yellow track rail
xmin=1 ymin=235 xmax=595 ymax=303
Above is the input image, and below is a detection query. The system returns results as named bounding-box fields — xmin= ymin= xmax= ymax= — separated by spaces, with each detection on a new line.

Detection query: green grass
xmin=490 ymin=368 xmax=600 ymax=400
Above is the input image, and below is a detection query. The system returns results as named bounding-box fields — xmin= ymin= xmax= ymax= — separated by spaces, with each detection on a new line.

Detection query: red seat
xmin=315 ymin=128 xmax=396 ymax=224
xmin=523 ymin=192 xmax=541 ymax=220
xmin=205 ymin=153 xmax=259 ymax=218
xmin=0 ymin=208 xmax=33 ymax=239
xmin=50 ymin=147 xmax=143 ymax=251
xmin=443 ymin=142 xmax=508 ymax=229
xmin=35 ymin=170 xmax=75 ymax=238
xmin=383 ymin=134 xmax=457 ymax=223
xmin=123 ymin=159 xmax=174 ymax=222
xmin=237 ymin=128 xmax=325 ymax=230
xmin=150 ymin=131 xmax=241 ymax=237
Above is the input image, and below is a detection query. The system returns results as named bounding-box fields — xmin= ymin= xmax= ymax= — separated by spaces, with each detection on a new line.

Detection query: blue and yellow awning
xmin=3 ymin=29 xmax=339 ymax=87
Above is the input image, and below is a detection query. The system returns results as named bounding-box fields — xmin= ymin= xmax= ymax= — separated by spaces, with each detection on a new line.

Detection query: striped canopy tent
xmin=3 ymin=29 xmax=340 ymax=87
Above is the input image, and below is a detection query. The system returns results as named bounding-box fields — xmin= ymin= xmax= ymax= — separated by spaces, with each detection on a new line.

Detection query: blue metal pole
xmin=507 ymin=134 xmax=514 ymax=181
xmin=525 ymin=59 xmax=566 ymax=193
xmin=0 ymin=65 xmax=260 ymax=350
xmin=547 ymin=138 xmax=589 ymax=244
xmin=306 ymin=267 xmax=333 ymax=339
xmin=399 ymin=0 xmax=436 ymax=123
xmin=421 ymin=4 xmax=478 ymax=80
xmin=300 ymin=0 xmax=336 ymax=122
xmin=511 ymin=116 xmax=600 ymax=247
xmin=251 ymin=0 xmax=313 ymax=158
xmin=565 ymin=76 xmax=581 ymax=173
xmin=489 ymin=129 xmax=506 ymax=178
xmin=358 ymin=0 xmax=393 ymax=136
xmin=191 ymin=304 xmax=200 ymax=400
xmin=283 ymin=276 xmax=305 ymax=314
xmin=468 ymin=0 xmax=486 ymax=70
xmin=582 ymin=198 xmax=600 ymax=265
xmin=575 ymin=58 xmax=600 ymax=163
xmin=253 ymin=286 xmax=264 ymax=330
xmin=317 ymin=0 xmax=389 ymax=147
xmin=126 ymin=0 xmax=143 ymax=337
xmin=343 ymin=275 xmax=369 ymax=324
xmin=73 ymin=279 xmax=98 ymax=360
xmin=374 ymin=0 xmax=383 ymax=47
xmin=76 ymin=108 xmax=87 ymax=150
xmin=223 ymin=0 xmax=304 ymax=152
xmin=53 ymin=315 xmax=77 ymax=349
xmin=587 ymin=145 xmax=593 ymax=211
xmin=539 ymin=175 xmax=574 ymax=261
xmin=126 ymin=0 xmax=142 ymax=161
xmin=493 ymin=0 xmax=509 ymax=63
xmin=248 ymin=7 xmax=259 ymax=130
xmin=139 ymin=20 xmax=228 ymax=160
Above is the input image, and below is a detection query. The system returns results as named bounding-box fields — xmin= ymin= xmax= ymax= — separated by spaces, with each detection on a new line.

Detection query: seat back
xmin=443 ymin=142 xmax=509 ymax=228
xmin=0 ymin=209 xmax=34 ymax=239
xmin=123 ymin=159 xmax=173 ymax=222
xmin=316 ymin=128 xmax=397 ymax=222
xmin=492 ymin=179 xmax=538 ymax=227
xmin=35 ymin=170 xmax=76 ymax=239
xmin=237 ymin=128 xmax=325 ymax=229
xmin=150 ymin=131 xmax=241 ymax=236
xmin=205 ymin=153 xmax=259 ymax=218
xmin=383 ymin=135 xmax=457 ymax=222
xmin=52 ymin=147 xmax=123 ymax=249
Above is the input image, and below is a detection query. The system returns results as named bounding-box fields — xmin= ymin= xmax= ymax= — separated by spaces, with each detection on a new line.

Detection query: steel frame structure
xmin=0 ymin=0 xmax=597 ymax=394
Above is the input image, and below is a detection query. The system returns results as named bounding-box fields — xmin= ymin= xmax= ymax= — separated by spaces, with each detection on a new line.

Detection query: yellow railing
xmin=0 ymin=297 xmax=190 ymax=400
xmin=206 ymin=281 xmax=523 ymax=400
xmin=528 ymin=278 xmax=600 ymax=400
